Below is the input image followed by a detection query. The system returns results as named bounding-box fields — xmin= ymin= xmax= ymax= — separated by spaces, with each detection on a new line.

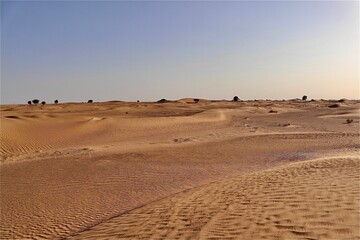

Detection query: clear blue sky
xmin=1 ymin=1 xmax=359 ymax=104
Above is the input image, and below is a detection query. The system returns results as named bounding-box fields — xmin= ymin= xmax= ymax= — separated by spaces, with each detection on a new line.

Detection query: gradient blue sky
xmin=1 ymin=1 xmax=359 ymax=104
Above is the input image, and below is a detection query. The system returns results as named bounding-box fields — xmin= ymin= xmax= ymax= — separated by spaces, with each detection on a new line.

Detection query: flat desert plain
xmin=0 ymin=99 xmax=359 ymax=240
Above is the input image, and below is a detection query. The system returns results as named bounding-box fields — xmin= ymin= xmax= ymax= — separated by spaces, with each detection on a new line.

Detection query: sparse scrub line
xmin=27 ymin=99 xmax=58 ymax=105
xmin=26 ymin=96 xmax=351 ymax=106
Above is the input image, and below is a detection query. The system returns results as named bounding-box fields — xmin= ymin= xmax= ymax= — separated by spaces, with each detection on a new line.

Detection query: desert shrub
xmin=54 ymin=100 xmax=58 ymax=104
xmin=338 ymin=99 xmax=347 ymax=102
xmin=328 ymin=104 xmax=340 ymax=108
xmin=158 ymin=99 xmax=167 ymax=103
xmin=137 ymin=100 xmax=140 ymax=102
xmin=302 ymin=95 xmax=307 ymax=101
xmin=41 ymin=101 xmax=46 ymax=105
xmin=194 ymin=98 xmax=199 ymax=103
xmin=32 ymin=99 xmax=40 ymax=104
xmin=269 ymin=110 xmax=278 ymax=113
xmin=311 ymin=99 xmax=316 ymax=102
xmin=233 ymin=96 xmax=239 ymax=101
xmin=27 ymin=101 xmax=32 ymax=105
xmin=88 ymin=100 xmax=93 ymax=103
xmin=346 ymin=119 xmax=353 ymax=124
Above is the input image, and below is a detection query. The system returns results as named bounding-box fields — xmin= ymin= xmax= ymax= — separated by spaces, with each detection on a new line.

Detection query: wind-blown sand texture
xmin=1 ymin=99 xmax=359 ymax=239
xmin=70 ymin=157 xmax=360 ymax=240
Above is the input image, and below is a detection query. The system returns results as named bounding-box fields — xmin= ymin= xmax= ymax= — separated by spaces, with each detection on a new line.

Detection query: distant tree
xmin=32 ymin=99 xmax=40 ymax=105
xmin=233 ymin=96 xmax=240 ymax=102
xmin=302 ymin=95 xmax=307 ymax=101
xmin=27 ymin=101 xmax=32 ymax=105
xmin=88 ymin=100 xmax=93 ymax=103
xmin=194 ymin=98 xmax=199 ymax=103
xmin=54 ymin=100 xmax=58 ymax=104
xmin=41 ymin=101 xmax=46 ymax=105
xmin=137 ymin=100 xmax=140 ymax=102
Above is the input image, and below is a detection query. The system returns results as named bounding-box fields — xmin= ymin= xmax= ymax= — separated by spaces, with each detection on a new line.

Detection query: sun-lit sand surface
xmin=70 ymin=157 xmax=360 ymax=240
xmin=1 ymin=99 xmax=359 ymax=239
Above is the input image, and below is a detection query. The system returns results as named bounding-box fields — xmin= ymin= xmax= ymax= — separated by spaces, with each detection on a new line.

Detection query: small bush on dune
xmin=41 ymin=101 xmax=46 ymax=105
xmin=194 ymin=98 xmax=199 ymax=103
xmin=54 ymin=100 xmax=58 ymax=104
xmin=346 ymin=119 xmax=353 ymax=124
xmin=27 ymin=101 xmax=32 ymax=105
xmin=88 ymin=100 xmax=93 ymax=103
xmin=233 ymin=96 xmax=240 ymax=102
xmin=338 ymin=98 xmax=347 ymax=103
xmin=302 ymin=95 xmax=307 ymax=101
xmin=158 ymin=98 xmax=167 ymax=103
xmin=328 ymin=104 xmax=340 ymax=108
xmin=269 ymin=110 xmax=278 ymax=113
xmin=32 ymin=99 xmax=40 ymax=104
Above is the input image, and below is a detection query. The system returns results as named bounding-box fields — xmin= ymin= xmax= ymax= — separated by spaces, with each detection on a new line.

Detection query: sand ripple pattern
xmin=71 ymin=157 xmax=360 ymax=240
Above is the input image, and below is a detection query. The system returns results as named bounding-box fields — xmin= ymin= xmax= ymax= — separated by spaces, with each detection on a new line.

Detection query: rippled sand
xmin=1 ymin=99 xmax=359 ymax=239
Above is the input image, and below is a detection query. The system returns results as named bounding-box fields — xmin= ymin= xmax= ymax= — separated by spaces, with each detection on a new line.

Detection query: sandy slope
xmin=70 ymin=156 xmax=360 ymax=240
xmin=0 ymin=99 xmax=359 ymax=239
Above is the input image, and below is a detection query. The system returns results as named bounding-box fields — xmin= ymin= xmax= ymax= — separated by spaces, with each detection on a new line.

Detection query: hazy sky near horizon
xmin=1 ymin=1 xmax=359 ymax=104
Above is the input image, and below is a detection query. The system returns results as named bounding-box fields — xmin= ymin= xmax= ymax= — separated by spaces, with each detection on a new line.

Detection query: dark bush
xmin=233 ymin=96 xmax=239 ymax=101
xmin=346 ymin=119 xmax=353 ymax=124
xmin=328 ymin=104 xmax=340 ymax=108
xmin=32 ymin=99 xmax=40 ymax=104
xmin=302 ymin=95 xmax=307 ymax=101
xmin=41 ymin=101 xmax=46 ymax=105
xmin=269 ymin=110 xmax=278 ymax=113
xmin=158 ymin=99 xmax=167 ymax=103
xmin=137 ymin=100 xmax=140 ymax=102
xmin=194 ymin=98 xmax=199 ymax=103
xmin=27 ymin=101 xmax=32 ymax=105
xmin=338 ymin=99 xmax=347 ymax=102
xmin=88 ymin=100 xmax=93 ymax=103
xmin=54 ymin=100 xmax=58 ymax=104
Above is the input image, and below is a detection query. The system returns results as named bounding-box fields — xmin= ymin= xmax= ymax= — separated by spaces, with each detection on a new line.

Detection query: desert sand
xmin=0 ymin=99 xmax=359 ymax=239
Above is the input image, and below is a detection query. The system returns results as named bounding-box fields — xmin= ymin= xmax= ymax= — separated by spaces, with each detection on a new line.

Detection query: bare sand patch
xmin=69 ymin=156 xmax=360 ymax=240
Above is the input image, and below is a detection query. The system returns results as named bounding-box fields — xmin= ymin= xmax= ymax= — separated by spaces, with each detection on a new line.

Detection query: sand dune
xmin=70 ymin=156 xmax=360 ymax=240
xmin=0 ymin=100 xmax=359 ymax=239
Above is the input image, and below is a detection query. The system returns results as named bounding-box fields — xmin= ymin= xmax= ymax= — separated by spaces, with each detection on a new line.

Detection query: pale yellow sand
xmin=0 ymin=99 xmax=359 ymax=239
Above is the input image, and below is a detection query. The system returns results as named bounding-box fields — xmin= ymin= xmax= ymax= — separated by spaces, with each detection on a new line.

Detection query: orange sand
xmin=1 ymin=99 xmax=359 ymax=239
